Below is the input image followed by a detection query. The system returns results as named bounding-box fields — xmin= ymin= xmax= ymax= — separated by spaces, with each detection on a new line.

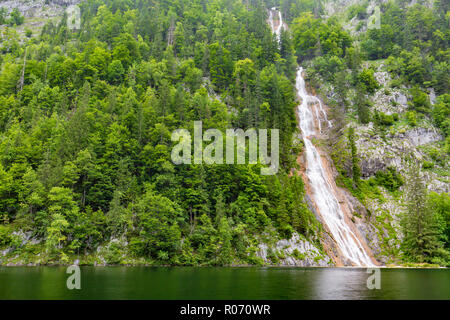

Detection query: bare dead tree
xmin=17 ymin=47 xmax=27 ymax=93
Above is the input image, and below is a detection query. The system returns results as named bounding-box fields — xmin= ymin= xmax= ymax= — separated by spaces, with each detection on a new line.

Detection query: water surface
xmin=0 ymin=267 xmax=448 ymax=300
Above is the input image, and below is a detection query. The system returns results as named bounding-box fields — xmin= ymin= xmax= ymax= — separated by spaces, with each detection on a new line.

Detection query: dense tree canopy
xmin=0 ymin=0 xmax=319 ymax=265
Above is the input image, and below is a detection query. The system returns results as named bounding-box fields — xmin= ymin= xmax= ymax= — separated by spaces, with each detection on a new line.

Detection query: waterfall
xmin=275 ymin=9 xmax=283 ymax=41
xmin=268 ymin=7 xmax=283 ymax=42
xmin=296 ymin=68 xmax=374 ymax=267
xmin=268 ymin=8 xmax=374 ymax=266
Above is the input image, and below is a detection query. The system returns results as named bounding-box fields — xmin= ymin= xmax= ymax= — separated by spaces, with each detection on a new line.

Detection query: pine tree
xmin=348 ymin=127 xmax=361 ymax=186
xmin=401 ymin=162 xmax=442 ymax=262
xmin=355 ymin=84 xmax=370 ymax=124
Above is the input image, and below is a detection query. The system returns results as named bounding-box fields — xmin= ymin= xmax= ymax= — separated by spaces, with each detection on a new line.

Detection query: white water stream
xmin=296 ymin=68 xmax=374 ymax=266
xmin=268 ymin=8 xmax=374 ymax=266
xmin=268 ymin=7 xmax=283 ymax=41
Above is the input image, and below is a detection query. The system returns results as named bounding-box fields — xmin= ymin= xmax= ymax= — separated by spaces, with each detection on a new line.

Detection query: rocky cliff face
xmin=355 ymin=63 xmax=447 ymax=193
xmin=0 ymin=0 xmax=81 ymax=37
xmin=306 ymin=3 xmax=448 ymax=265
xmin=311 ymin=68 xmax=447 ymax=264
xmin=256 ymin=232 xmax=331 ymax=267
xmin=0 ymin=0 xmax=80 ymax=17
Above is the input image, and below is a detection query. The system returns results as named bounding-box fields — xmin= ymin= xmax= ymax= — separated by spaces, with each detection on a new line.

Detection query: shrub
xmin=408 ymin=87 xmax=430 ymax=114
xmin=374 ymin=111 xmax=398 ymax=126
xmin=0 ymin=225 xmax=12 ymax=246
xmin=374 ymin=166 xmax=404 ymax=192
xmin=356 ymin=21 xmax=364 ymax=31
xmin=104 ymin=241 xmax=124 ymax=264
xmin=267 ymin=247 xmax=279 ymax=264
xmin=348 ymin=4 xmax=368 ymax=20
xmin=357 ymin=68 xmax=379 ymax=94
xmin=406 ymin=111 xmax=418 ymax=126
xmin=8 ymin=8 xmax=24 ymax=26
xmin=379 ymin=113 xmax=394 ymax=126
xmin=291 ymin=249 xmax=305 ymax=260
xmin=422 ymin=161 xmax=434 ymax=169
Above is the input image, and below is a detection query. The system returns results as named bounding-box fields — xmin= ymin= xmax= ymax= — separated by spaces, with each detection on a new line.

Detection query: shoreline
xmin=1 ymin=262 xmax=446 ymax=269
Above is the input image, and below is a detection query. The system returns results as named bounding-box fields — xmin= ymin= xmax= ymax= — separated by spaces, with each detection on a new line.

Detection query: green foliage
xmin=432 ymin=94 xmax=450 ymax=136
xmin=422 ymin=161 xmax=434 ymax=170
xmin=46 ymin=213 xmax=69 ymax=253
xmin=310 ymin=55 xmax=344 ymax=82
xmin=408 ymin=87 xmax=430 ymax=114
xmin=355 ymin=85 xmax=371 ymax=124
xmin=0 ymin=8 xmax=6 ymax=25
xmin=104 ymin=241 xmax=125 ymax=264
xmin=266 ymin=247 xmax=279 ymax=264
xmin=291 ymin=248 xmax=305 ymax=260
xmin=8 ymin=8 xmax=24 ymax=26
xmin=107 ymin=60 xmax=125 ymax=85
xmin=401 ymin=163 xmax=444 ymax=263
xmin=406 ymin=110 xmax=418 ymax=127
xmin=374 ymin=111 xmax=398 ymax=127
xmin=0 ymin=0 xmax=320 ymax=266
xmin=357 ymin=68 xmax=379 ymax=94
xmin=427 ymin=192 xmax=450 ymax=250
xmin=374 ymin=166 xmax=403 ymax=192
xmin=292 ymin=12 xmax=352 ymax=60
xmin=348 ymin=127 xmax=361 ymax=186
xmin=362 ymin=25 xmax=395 ymax=60
xmin=347 ymin=3 xmax=368 ymax=20
xmin=131 ymin=188 xmax=182 ymax=260
xmin=0 ymin=224 xmax=12 ymax=246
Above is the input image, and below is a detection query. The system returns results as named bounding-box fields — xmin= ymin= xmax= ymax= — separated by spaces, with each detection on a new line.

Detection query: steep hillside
xmin=0 ymin=0 xmax=331 ymax=267
xmin=299 ymin=0 xmax=449 ymax=266
xmin=0 ymin=0 xmax=448 ymax=267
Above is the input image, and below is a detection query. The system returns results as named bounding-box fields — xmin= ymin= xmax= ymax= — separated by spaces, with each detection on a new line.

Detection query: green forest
xmin=0 ymin=0 xmax=448 ymax=267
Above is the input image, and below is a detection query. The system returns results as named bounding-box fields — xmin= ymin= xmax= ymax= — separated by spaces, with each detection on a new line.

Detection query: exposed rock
xmin=402 ymin=127 xmax=443 ymax=146
xmin=256 ymin=233 xmax=332 ymax=267
xmin=307 ymin=21 xmax=447 ymax=266
xmin=394 ymin=92 xmax=408 ymax=106
xmin=0 ymin=0 xmax=81 ymax=39
xmin=0 ymin=0 xmax=80 ymax=17
xmin=428 ymin=88 xmax=437 ymax=105
xmin=356 ymin=124 xmax=443 ymax=181
xmin=372 ymin=66 xmax=410 ymax=114
xmin=356 ymin=222 xmax=381 ymax=256
xmin=2 ymin=248 xmax=13 ymax=256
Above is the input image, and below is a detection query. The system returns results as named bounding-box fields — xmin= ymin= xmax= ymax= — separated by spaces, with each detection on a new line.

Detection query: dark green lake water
xmin=0 ymin=267 xmax=448 ymax=300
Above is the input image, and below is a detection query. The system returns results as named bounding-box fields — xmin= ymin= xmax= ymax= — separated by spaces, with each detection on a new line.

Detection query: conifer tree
xmin=401 ymin=162 xmax=442 ymax=262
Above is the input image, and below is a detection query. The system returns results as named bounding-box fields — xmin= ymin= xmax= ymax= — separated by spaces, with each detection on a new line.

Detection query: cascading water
xmin=268 ymin=8 xmax=374 ymax=267
xmin=268 ymin=7 xmax=283 ymax=41
xmin=296 ymin=68 xmax=374 ymax=267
